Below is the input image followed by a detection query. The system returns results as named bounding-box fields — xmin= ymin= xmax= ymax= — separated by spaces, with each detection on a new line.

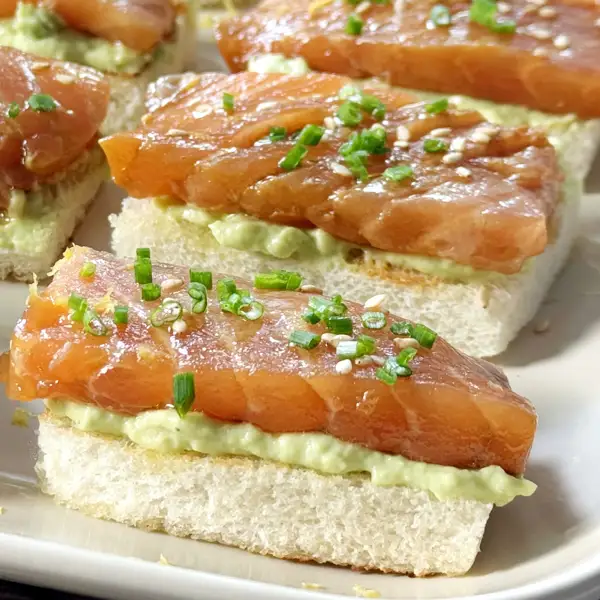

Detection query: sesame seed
xmin=522 ymin=3 xmax=537 ymax=13
xmin=456 ymin=166 xmax=472 ymax=177
xmin=371 ymin=355 xmax=386 ymax=366
xmin=478 ymin=125 xmax=499 ymax=137
xmin=31 ymin=61 xmax=50 ymax=71
xmin=394 ymin=337 xmax=420 ymax=349
xmin=553 ymin=34 xmax=570 ymax=50
xmin=355 ymin=0 xmax=370 ymax=13
xmin=442 ymin=151 xmax=463 ymax=165
xmin=393 ymin=140 xmax=410 ymax=149
xmin=172 ymin=319 xmax=188 ymax=334
xmin=324 ymin=116 xmax=336 ymax=130
xmin=470 ymin=131 xmax=491 ymax=144
xmin=533 ymin=319 xmax=550 ymax=333
xmin=450 ymin=137 xmax=466 ymax=152
xmin=355 ymin=356 xmax=373 ymax=366
xmin=166 ymin=128 xmax=190 ymax=137
xmin=161 ymin=278 xmax=184 ymax=292
xmin=533 ymin=47 xmax=549 ymax=57
xmin=55 ymin=72 xmax=75 ymax=84
xmin=430 ymin=127 xmax=452 ymax=137
xmin=497 ymin=1 xmax=511 ymax=13
xmin=595 ymin=17 xmax=600 ymax=27
xmin=323 ymin=334 xmax=352 ymax=347
xmin=299 ymin=284 xmax=323 ymax=294
xmin=530 ymin=0 xmax=547 ymax=6
xmin=488 ymin=380 xmax=504 ymax=393
xmin=256 ymin=101 xmax=278 ymax=111
xmin=335 ymin=359 xmax=353 ymax=375
xmin=538 ymin=6 xmax=556 ymax=17
xmin=364 ymin=293 xmax=387 ymax=310
xmin=331 ymin=162 xmax=353 ymax=177
xmin=396 ymin=125 xmax=410 ymax=141
xmin=529 ymin=26 xmax=552 ymax=40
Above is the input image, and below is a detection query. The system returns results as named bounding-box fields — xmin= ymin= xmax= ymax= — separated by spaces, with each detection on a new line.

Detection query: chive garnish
xmin=397 ymin=347 xmax=418 ymax=366
xmin=141 ymin=282 xmax=161 ymax=302
xmin=173 ymin=372 xmax=195 ymax=418
xmin=390 ymin=321 xmax=413 ymax=336
xmin=383 ymin=165 xmax=413 ymax=182
xmin=357 ymin=334 xmax=376 ymax=355
xmin=383 ymin=357 xmax=412 ymax=378
xmin=217 ymin=278 xmax=237 ymax=302
xmin=302 ymin=309 xmax=321 ymax=324
xmin=27 ymin=93 xmax=57 ymax=112
xmin=217 ymin=278 xmax=264 ymax=320
xmin=326 ymin=316 xmax=353 ymax=335
xmin=189 ymin=268 xmax=212 ymax=289
xmin=360 ymin=94 xmax=386 ymax=121
xmin=336 ymin=335 xmax=376 ymax=359
xmin=7 ymin=102 xmax=20 ymax=119
xmin=150 ymin=300 xmax=183 ymax=327
xmin=269 ymin=126 xmax=287 ymax=142
xmin=390 ymin=321 xmax=438 ymax=348
xmin=83 ymin=308 xmax=108 ymax=336
xmin=134 ymin=259 xmax=152 ymax=285
xmin=336 ymin=101 xmax=363 ymax=127
xmin=296 ymin=124 xmax=325 ymax=147
xmin=289 ymin=330 xmax=321 ymax=349
xmin=238 ymin=301 xmax=264 ymax=321
xmin=223 ymin=92 xmax=234 ymax=113
xmin=345 ymin=13 xmax=364 ymax=35
xmin=425 ymin=98 xmax=449 ymax=115
xmin=469 ymin=0 xmax=516 ymax=33
xmin=376 ymin=368 xmax=397 ymax=385
xmin=188 ymin=282 xmax=208 ymax=313
xmin=113 ymin=305 xmax=129 ymax=325
xmin=361 ymin=311 xmax=387 ymax=330
xmin=279 ymin=144 xmax=308 ymax=171
xmin=344 ymin=153 xmax=369 ymax=182
xmin=254 ymin=270 xmax=303 ymax=290
xmin=308 ymin=295 xmax=348 ymax=322
xmin=423 ymin=138 xmax=449 ymax=153
xmin=430 ymin=4 xmax=451 ymax=26
xmin=79 ymin=262 xmax=96 ymax=278
xmin=136 ymin=248 xmax=151 ymax=259
xmin=68 ymin=293 xmax=87 ymax=322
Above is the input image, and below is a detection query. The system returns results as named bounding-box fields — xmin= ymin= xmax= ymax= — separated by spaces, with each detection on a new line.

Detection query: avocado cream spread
xmin=47 ymin=399 xmax=536 ymax=506
xmin=0 ymin=3 xmax=152 ymax=74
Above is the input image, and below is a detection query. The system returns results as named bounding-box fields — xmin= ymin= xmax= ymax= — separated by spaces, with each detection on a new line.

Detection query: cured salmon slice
xmin=0 ymin=0 xmax=175 ymax=52
xmin=100 ymin=71 xmax=561 ymax=275
xmin=216 ymin=0 xmax=600 ymax=119
xmin=6 ymin=246 xmax=536 ymax=475
xmin=0 ymin=47 xmax=109 ymax=208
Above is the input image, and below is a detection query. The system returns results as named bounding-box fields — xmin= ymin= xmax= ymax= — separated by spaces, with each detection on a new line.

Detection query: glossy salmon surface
xmin=0 ymin=0 xmax=175 ymax=51
xmin=0 ymin=47 xmax=109 ymax=208
xmin=216 ymin=0 xmax=600 ymax=119
xmin=101 ymin=71 xmax=561 ymax=274
xmin=7 ymin=246 xmax=537 ymax=475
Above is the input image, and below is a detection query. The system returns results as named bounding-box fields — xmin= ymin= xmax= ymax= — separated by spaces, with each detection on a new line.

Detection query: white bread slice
xmin=36 ymin=415 xmax=493 ymax=577
xmin=0 ymin=147 xmax=107 ymax=282
xmin=110 ymin=175 xmax=579 ymax=357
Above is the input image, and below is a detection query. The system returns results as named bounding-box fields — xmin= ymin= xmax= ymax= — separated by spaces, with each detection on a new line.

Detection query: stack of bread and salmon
xmin=2 ymin=0 xmax=599 ymax=581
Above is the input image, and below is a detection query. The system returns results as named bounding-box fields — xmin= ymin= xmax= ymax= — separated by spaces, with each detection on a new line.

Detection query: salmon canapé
xmin=0 ymin=47 xmax=109 ymax=208
xmin=216 ymin=0 xmax=600 ymax=119
xmin=101 ymin=71 xmax=561 ymax=275
xmin=0 ymin=0 xmax=176 ymax=52
xmin=6 ymin=246 xmax=537 ymax=475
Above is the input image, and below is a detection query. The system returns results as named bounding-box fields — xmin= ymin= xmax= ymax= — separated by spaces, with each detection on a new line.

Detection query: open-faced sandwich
xmin=104 ymin=71 xmax=572 ymax=357
xmin=0 ymin=0 xmax=197 ymax=134
xmin=216 ymin=0 xmax=600 ymax=180
xmin=0 ymin=47 xmax=108 ymax=281
xmin=4 ymin=245 xmax=537 ymax=576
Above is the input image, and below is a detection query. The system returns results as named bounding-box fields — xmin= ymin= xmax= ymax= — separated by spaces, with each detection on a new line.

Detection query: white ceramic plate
xmin=2 ymin=27 xmax=600 ymax=600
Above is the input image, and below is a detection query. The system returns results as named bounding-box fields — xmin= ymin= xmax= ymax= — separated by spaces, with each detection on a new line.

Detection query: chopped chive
xmin=411 ymin=323 xmax=438 ymax=348
xmin=173 ymin=372 xmax=195 ymax=418
xmin=326 ymin=316 xmax=353 ymax=335
xmin=279 ymin=144 xmax=308 ymax=171
xmin=425 ymin=98 xmax=449 ymax=115
xmin=150 ymin=300 xmax=183 ymax=327
xmin=113 ymin=305 xmax=129 ymax=325
xmin=308 ymin=295 xmax=348 ymax=322
xmin=254 ymin=270 xmax=303 ymax=290
xmin=68 ymin=293 xmax=87 ymax=322
xmin=83 ymin=308 xmax=108 ymax=336
xmin=141 ymin=282 xmax=161 ymax=302
xmin=269 ymin=126 xmax=287 ymax=142
xmin=469 ymin=0 xmax=516 ymax=33
xmin=217 ymin=278 xmax=237 ymax=301
xmin=27 ymin=93 xmax=57 ymax=112
xmin=79 ymin=262 xmax=96 ymax=278
xmin=188 ymin=282 xmax=208 ymax=301
xmin=297 ymin=124 xmax=325 ymax=146
xmin=7 ymin=102 xmax=20 ymax=119
xmin=289 ymin=330 xmax=321 ymax=349
xmin=336 ymin=340 xmax=361 ymax=360
xmin=357 ymin=334 xmax=376 ymax=355
xmin=376 ymin=367 xmax=397 ymax=385
xmin=430 ymin=4 xmax=451 ymax=26
xmin=192 ymin=298 xmax=207 ymax=314
xmin=383 ymin=357 xmax=412 ymax=377
xmin=344 ymin=152 xmax=369 ymax=182
xmin=223 ymin=92 xmax=234 ymax=113
xmin=345 ymin=13 xmax=364 ymax=35
xmin=238 ymin=300 xmax=264 ymax=321
xmin=302 ymin=309 xmax=321 ymax=324
xmin=134 ymin=259 xmax=152 ymax=285
xmin=423 ymin=138 xmax=449 ymax=153
xmin=189 ymin=268 xmax=212 ymax=289
xmin=336 ymin=101 xmax=363 ymax=127
xmin=390 ymin=321 xmax=414 ymax=336
xmin=360 ymin=94 xmax=386 ymax=121
xmin=397 ymin=347 xmax=418 ymax=366
xmin=383 ymin=165 xmax=413 ymax=182
xmin=136 ymin=248 xmax=151 ymax=259
xmin=361 ymin=311 xmax=387 ymax=330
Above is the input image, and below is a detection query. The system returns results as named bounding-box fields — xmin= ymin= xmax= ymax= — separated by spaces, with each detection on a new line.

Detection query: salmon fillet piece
xmin=100 ymin=71 xmax=561 ymax=274
xmin=0 ymin=47 xmax=109 ymax=208
xmin=0 ymin=0 xmax=175 ymax=52
xmin=216 ymin=0 xmax=600 ymax=119
xmin=6 ymin=246 xmax=537 ymax=475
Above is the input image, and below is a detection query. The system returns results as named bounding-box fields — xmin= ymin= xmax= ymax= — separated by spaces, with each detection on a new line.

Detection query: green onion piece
xmin=425 ymin=98 xmax=449 ymax=115
xmin=68 ymin=293 xmax=87 ymax=322
xmin=326 ymin=316 xmax=353 ymax=335
xmin=7 ymin=102 xmax=20 ymax=119
xmin=189 ymin=268 xmax=212 ymax=289
xmin=217 ymin=278 xmax=237 ymax=302
xmin=397 ymin=347 xmax=418 ymax=366
xmin=336 ymin=340 xmax=361 ymax=360
xmin=423 ymin=138 xmax=449 ymax=153
xmin=27 ymin=93 xmax=57 ymax=112
xmin=344 ymin=152 xmax=369 ymax=182
xmin=188 ymin=282 xmax=208 ymax=301
xmin=336 ymin=101 xmax=363 ymax=127
xmin=173 ymin=372 xmax=195 ymax=418
xmin=297 ymin=124 xmax=325 ymax=146
xmin=430 ymin=4 xmax=451 ymax=26
xmin=302 ymin=309 xmax=321 ymax=325
xmin=376 ymin=367 xmax=397 ymax=385
xmin=134 ymin=258 xmax=152 ymax=285
xmin=390 ymin=321 xmax=414 ymax=336
xmin=411 ymin=323 xmax=438 ymax=348
xmin=141 ymin=282 xmax=161 ymax=302
xmin=136 ymin=248 xmax=151 ymax=260
xmin=383 ymin=165 xmax=413 ymax=182
xmin=238 ymin=300 xmax=264 ymax=321
xmin=192 ymin=298 xmax=207 ymax=314
xmin=339 ymin=84 xmax=361 ymax=100
xmin=279 ymin=144 xmax=308 ymax=171
xmin=360 ymin=94 xmax=386 ymax=121
xmin=113 ymin=305 xmax=129 ymax=325
xmin=289 ymin=330 xmax=321 ymax=349
xmin=345 ymin=13 xmax=364 ymax=35
xmin=269 ymin=126 xmax=287 ymax=142
xmin=223 ymin=92 xmax=234 ymax=113
xmin=83 ymin=308 xmax=108 ymax=336
xmin=254 ymin=270 xmax=303 ymax=290
xmin=79 ymin=262 xmax=96 ymax=278
xmin=150 ymin=300 xmax=183 ymax=327
xmin=361 ymin=311 xmax=387 ymax=330
xmin=308 ymin=295 xmax=348 ymax=321
xmin=469 ymin=0 xmax=516 ymax=33
xmin=357 ymin=334 xmax=376 ymax=355
xmin=384 ymin=356 xmax=412 ymax=377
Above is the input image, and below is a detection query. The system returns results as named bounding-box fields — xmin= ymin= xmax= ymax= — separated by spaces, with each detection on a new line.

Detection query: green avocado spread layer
xmin=47 ymin=399 xmax=536 ymax=506
xmin=0 ymin=3 xmax=154 ymax=74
